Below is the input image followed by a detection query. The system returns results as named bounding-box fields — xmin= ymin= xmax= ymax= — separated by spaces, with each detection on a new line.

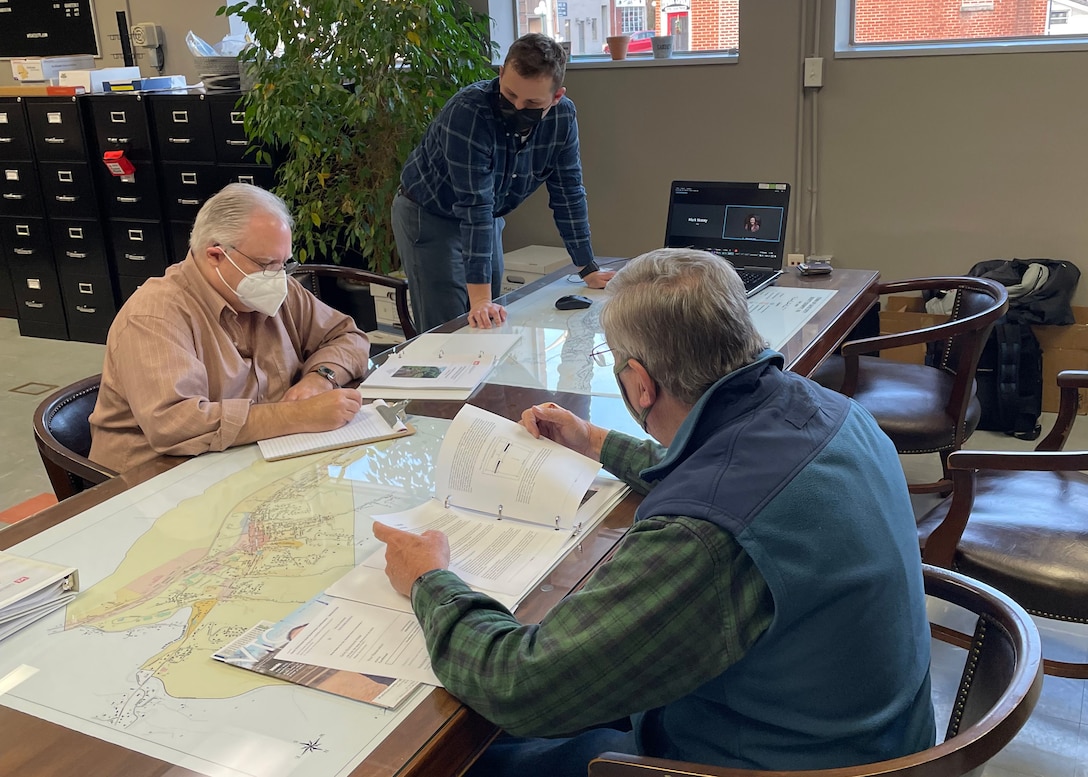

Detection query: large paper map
xmin=0 ymin=417 xmax=452 ymax=777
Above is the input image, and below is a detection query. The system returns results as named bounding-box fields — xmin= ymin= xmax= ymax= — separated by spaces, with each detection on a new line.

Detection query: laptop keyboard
xmin=735 ymin=268 xmax=771 ymax=287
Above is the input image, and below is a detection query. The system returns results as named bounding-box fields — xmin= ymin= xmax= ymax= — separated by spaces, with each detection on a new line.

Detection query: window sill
xmin=566 ymin=52 xmax=739 ymax=70
xmin=836 ymin=37 xmax=1088 ymax=58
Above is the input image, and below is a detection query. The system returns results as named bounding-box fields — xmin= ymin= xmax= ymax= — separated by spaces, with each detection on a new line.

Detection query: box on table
xmin=1032 ymin=306 xmax=1088 ymax=414
xmin=501 ymin=245 xmax=571 ymax=294
xmin=879 ymin=296 xmax=950 ymax=365
xmin=58 ymin=67 xmax=141 ymax=94
xmin=10 ymin=56 xmax=94 ymax=83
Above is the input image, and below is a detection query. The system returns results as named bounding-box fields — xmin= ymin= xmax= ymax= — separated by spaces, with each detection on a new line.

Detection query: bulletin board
xmin=0 ymin=0 xmax=100 ymax=58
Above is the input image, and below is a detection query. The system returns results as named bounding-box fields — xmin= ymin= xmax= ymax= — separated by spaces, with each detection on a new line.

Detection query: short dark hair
xmin=505 ymin=33 xmax=566 ymax=90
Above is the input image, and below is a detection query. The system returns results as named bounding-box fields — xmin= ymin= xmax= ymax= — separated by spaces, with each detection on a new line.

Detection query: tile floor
xmin=0 ymin=317 xmax=1085 ymax=773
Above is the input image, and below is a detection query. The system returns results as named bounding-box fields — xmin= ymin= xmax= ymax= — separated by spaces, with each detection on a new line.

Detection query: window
xmin=838 ymin=0 xmax=1088 ymax=56
xmin=514 ymin=0 xmax=739 ymax=59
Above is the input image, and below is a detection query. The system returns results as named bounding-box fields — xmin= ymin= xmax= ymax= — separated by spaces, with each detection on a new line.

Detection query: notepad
xmin=257 ymin=398 xmax=414 ymax=461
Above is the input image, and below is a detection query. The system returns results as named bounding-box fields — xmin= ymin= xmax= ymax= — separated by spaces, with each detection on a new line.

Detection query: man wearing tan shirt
xmin=89 ymin=183 xmax=371 ymax=473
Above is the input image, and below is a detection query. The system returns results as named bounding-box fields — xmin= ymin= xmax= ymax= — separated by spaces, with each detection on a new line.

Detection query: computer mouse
xmin=555 ymin=294 xmax=593 ymax=311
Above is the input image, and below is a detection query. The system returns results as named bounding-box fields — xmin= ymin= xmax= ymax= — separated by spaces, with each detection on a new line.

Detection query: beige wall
xmin=502 ymin=0 xmax=1088 ymax=305
xmin=7 ymin=0 xmax=1085 ymax=304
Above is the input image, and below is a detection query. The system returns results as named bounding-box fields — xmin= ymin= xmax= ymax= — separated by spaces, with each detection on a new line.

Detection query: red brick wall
xmin=854 ymin=0 xmax=1048 ymax=43
xmin=689 ymin=1 xmax=739 ymax=51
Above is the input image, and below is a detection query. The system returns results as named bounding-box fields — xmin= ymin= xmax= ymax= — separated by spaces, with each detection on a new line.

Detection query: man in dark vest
xmin=374 ymin=248 xmax=935 ymax=777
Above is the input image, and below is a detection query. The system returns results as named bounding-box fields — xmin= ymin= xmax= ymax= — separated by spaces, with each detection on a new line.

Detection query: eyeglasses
xmin=225 ymin=245 xmax=300 ymax=278
xmin=590 ymin=342 xmax=618 ymax=368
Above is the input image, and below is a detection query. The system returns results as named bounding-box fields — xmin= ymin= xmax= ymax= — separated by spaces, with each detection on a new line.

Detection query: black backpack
xmin=966 ymin=259 xmax=1081 ymax=440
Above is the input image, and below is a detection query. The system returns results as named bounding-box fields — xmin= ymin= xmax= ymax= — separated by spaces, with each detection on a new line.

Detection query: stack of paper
xmin=0 ymin=552 xmax=79 ymax=642
xmin=359 ymin=333 xmax=521 ymax=401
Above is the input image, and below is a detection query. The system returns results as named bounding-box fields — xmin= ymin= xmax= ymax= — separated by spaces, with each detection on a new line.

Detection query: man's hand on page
xmin=519 ymin=402 xmax=606 ymax=461
xmin=373 ymin=521 xmax=450 ymax=597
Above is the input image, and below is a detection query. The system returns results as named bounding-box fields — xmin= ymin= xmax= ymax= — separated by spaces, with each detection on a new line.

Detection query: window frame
xmin=484 ymin=0 xmax=739 ymax=68
xmin=835 ymin=0 xmax=1088 ymax=58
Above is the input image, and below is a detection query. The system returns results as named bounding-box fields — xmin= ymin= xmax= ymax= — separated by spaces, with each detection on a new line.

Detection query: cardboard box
xmin=58 ymin=67 xmax=141 ymax=94
xmin=10 ymin=56 xmax=94 ymax=83
xmin=1032 ymin=306 xmax=1088 ymax=414
xmin=879 ymin=296 xmax=950 ymax=365
xmin=501 ymin=245 xmax=571 ymax=294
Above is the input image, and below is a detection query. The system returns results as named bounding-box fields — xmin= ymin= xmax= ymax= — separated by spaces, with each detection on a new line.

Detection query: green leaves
xmin=219 ymin=0 xmax=494 ymax=274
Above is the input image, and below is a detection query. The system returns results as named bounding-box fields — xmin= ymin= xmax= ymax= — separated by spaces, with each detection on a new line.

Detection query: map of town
xmin=0 ymin=417 xmax=448 ymax=777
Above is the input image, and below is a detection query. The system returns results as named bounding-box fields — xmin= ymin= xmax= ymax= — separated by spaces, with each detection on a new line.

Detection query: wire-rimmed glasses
xmin=226 ymin=245 xmax=300 ymax=277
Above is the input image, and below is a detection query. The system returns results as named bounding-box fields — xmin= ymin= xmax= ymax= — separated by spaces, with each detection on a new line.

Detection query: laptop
xmin=663 ymin=181 xmax=792 ymax=296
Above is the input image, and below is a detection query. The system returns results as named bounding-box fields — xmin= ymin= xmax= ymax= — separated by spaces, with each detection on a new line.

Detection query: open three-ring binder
xmin=0 ymin=552 xmax=79 ymax=643
xmin=358 ymin=332 xmax=521 ymax=400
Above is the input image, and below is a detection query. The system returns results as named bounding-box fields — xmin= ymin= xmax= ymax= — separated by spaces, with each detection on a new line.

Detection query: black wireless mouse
xmin=555 ymin=294 xmax=593 ymax=310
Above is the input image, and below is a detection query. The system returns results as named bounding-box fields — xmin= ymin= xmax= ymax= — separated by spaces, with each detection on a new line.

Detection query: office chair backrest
xmin=33 ymin=374 xmax=118 ymax=501
xmin=589 ymin=565 xmax=1042 ymax=777
xmin=290 ymin=263 xmax=417 ymax=340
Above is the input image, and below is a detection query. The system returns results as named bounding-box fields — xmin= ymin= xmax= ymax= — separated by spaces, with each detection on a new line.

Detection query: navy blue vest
xmin=632 ymin=353 xmax=934 ymax=769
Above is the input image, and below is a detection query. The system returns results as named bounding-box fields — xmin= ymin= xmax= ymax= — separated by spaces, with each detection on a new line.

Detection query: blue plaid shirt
xmin=399 ymin=78 xmax=594 ymax=285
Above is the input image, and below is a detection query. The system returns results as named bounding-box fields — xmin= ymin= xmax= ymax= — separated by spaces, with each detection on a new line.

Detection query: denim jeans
xmin=464 ymin=725 xmax=637 ymax=777
xmin=391 ymin=193 xmax=504 ymax=333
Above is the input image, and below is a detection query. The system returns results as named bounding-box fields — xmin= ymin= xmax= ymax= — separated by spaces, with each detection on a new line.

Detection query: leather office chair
xmin=812 ymin=277 xmax=1008 ymax=494
xmin=589 ymin=565 xmax=1042 ymax=777
xmin=917 ymin=369 xmax=1088 ymax=679
xmin=33 ymin=374 xmax=118 ymax=501
xmin=290 ymin=263 xmax=418 ymax=341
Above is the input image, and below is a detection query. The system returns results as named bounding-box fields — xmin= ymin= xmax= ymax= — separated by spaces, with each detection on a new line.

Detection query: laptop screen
xmin=663 ymin=181 xmax=791 ymax=269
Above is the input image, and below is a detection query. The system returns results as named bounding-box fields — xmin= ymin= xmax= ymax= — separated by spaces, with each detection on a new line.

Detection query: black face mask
xmin=496 ymin=92 xmax=545 ymax=136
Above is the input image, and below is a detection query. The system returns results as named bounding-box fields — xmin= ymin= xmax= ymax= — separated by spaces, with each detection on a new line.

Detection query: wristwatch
xmin=578 ymin=261 xmax=600 ymax=279
xmin=311 ymin=365 xmax=339 ymax=388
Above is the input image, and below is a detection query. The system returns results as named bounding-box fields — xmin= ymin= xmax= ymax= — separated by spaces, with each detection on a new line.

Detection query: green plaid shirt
xmin=411 ymin=431 xmax=773 ymax=737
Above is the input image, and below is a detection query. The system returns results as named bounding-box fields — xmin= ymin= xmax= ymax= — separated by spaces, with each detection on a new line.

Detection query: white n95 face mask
xmin=218 ymin=248 xmax=288 ymax=317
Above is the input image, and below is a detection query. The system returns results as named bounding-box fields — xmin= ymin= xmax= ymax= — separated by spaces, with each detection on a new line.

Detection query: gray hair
xmin=601 ymin=248 xmax=767 ymax=405
xmin=189 ymin=183 xmax=294 ymax=257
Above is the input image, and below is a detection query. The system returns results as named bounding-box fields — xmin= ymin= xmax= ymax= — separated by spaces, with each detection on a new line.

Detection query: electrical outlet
xmin=786 ymin=253 xmax=805 ymax=267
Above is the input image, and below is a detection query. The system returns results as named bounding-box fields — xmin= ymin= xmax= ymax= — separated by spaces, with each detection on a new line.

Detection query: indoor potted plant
xmin=219 ymin=0 xmax=495 ymax=273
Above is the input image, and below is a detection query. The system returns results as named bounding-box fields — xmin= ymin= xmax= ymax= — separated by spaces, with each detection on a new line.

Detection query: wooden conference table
xmin=0 ymin=266 xmax=878 ymax=777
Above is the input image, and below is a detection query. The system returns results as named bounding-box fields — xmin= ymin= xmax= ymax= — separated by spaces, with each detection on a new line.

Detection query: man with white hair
xmin=90 ymin=183 xmax=370 ymax=472
xmin=374 ymin=248 xmax=935 ymax=777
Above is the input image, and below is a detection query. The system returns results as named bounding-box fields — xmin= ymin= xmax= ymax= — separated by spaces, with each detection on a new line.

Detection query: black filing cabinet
xmin=0 ymin=97 xmax=68 ymax=338
xmin=27 ymin=96 xmax=114 ymax=343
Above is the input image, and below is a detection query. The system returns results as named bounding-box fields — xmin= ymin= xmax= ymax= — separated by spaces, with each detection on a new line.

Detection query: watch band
xmin=311 ymin=365 xmax=339 ymax=388
xmin=578 ymin=261 xmax=600 ymax=279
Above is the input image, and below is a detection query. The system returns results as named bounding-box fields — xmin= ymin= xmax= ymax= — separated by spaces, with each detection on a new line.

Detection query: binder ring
xmin=443 ymin=495 xmax=451 ymax=509
xmin=497 ymin=504 xmax=503 ymax=519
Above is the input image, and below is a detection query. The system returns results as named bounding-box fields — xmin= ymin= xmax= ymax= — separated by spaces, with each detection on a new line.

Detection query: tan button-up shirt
xmin=89 ymin=258 xmax=370 ymax=472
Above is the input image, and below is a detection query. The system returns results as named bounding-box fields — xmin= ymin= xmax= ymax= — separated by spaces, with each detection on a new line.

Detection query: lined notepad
xmin=257 ymin=399 xmax=414 ymax=461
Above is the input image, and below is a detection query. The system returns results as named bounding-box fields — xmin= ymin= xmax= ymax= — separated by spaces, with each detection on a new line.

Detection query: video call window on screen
xmin=664 ymin=182 xmax=791 ymax=262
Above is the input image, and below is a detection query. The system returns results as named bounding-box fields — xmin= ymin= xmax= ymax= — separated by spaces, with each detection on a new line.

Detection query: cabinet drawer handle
xmin=0 ymin=138 xmax=11 ymax=143
xmin=117 ymin=196 xmax=139 ymax=203
xmin=3 ymin=193 xmax=24 ymax=200
xmin=226 ymin=139 xmax=247 ymax=146
xmin=124 ymin=253 xmax=146 ymax=261
xmin=24 ymin=301 xmax=44 ymax=309
xmin=66 ymin=251 xmax=87 ymax=259
xmin=44 ymin=137 xmax=65 ymax=144
xmin=76 ymin=305 xmax=97 ymax=314
xmin=14 ymin=248 xmax=33 ymax=255
xmin=56 ymin=195 xmax=77 ymax=202
xmin=169 ymin=137 xmax=191 ymax=144
xmin=178 ymin=198 xmax=200 ymax=205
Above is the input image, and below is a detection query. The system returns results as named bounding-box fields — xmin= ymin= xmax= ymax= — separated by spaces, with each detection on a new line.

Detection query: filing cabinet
xmin=0 ymin=90 xmax=276 ymax=339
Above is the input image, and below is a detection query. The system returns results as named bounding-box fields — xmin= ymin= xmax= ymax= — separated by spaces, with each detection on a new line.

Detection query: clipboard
xmin=257 ymin=400 xmax=415 ymax=461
